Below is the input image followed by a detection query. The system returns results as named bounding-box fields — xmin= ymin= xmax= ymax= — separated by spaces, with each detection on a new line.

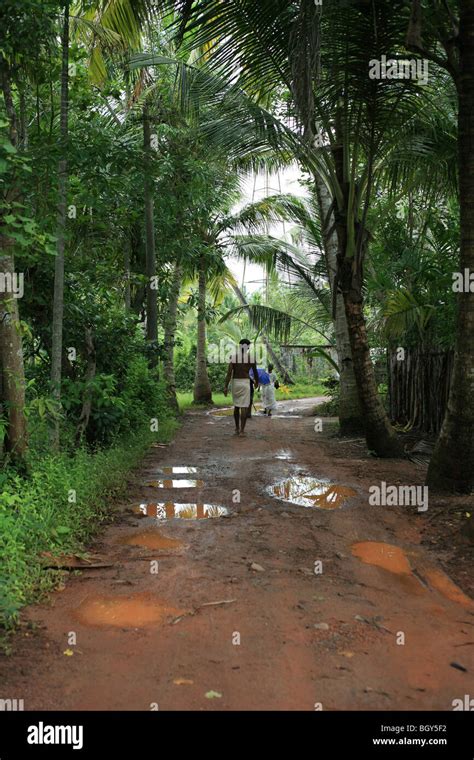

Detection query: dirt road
xmin=2 ymin=398 xmax=473 ymax=710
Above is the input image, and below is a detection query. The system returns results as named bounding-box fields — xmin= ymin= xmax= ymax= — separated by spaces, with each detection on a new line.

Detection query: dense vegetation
xmin=0 ymin=0 xmax=473 ymax=628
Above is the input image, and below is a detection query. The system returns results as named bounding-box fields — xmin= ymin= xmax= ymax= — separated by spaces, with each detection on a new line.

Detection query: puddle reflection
xmin=162 ymin=467 xmax=198 ymax=475
xmin=133 ymin=502 xmax=229 ymax=520
xmin=275 ymin=450 xmax=293 ymax=460
xmin=145 ymin=479 xmax=204 ymax=488
xmin=268 ymin=477 xmax=357 ymax=509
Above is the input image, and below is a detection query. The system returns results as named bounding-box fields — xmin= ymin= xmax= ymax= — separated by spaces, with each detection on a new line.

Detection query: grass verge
xmin=0 ymin=418 xmax=178 ymax=641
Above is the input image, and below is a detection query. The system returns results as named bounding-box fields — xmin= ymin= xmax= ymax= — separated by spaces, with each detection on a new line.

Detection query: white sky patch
xmin=228 ymin=166 xmax=309 ymax=293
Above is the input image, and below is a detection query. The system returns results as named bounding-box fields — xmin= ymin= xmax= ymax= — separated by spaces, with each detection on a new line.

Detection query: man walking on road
xmin=224 ymin=338 xmax=259 ymax=436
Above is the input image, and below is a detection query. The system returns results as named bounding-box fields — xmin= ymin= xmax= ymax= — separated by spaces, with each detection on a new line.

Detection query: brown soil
xmin=1 ymin=397 xmax=473 ymax=711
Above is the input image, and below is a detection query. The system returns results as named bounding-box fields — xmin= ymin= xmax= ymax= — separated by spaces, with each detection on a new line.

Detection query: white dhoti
xmin=261 ymin=383 xmax=277 ymax=411
xmin=232 ymin=378 xmax=251 ymax=408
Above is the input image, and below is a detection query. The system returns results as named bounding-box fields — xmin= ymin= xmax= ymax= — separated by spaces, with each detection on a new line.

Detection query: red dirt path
xmin=2 ymin=398 xmax=473 ymax=710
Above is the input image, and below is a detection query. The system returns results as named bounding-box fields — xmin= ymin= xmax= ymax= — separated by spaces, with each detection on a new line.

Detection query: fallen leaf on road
xmin=63 ymin=649 xmax=74 ymax=656
xmin=174 ymin=678 xmax=194 ymax=685
xmin=205 ymin=690 xmax=222 ymax=699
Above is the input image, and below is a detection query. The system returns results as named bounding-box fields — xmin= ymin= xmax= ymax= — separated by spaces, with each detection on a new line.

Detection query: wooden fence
xmin=388 ymin=348 xmax=454 ymax=435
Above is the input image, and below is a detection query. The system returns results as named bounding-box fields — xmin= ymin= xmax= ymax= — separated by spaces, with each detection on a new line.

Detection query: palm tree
xmin=193 ymin=253 xmax=213 ymax=403
xmin=0 ymin=3 xmax=57 ymax=462
xmin=155 ymin=0 xmax=409 ymax=455
xmin=142 ymin=97 xmax=158 ymax=364
xmin=163 ymin=261 xmax=183 ymax=411
xmin=405 ymin=0 xmax=474 ymax=492
xmin=48 ymin=0 xmax=157 ymax=444
xmin=50 ymin=0 xmax=70 ymax=449
xmin=231 ymin=189 xmax=362 ymax=429
xmin=231 ymin=283 xmax=294 ymax=384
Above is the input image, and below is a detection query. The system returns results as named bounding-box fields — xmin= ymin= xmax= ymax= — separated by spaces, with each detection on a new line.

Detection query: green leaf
xmin=55 ymin=526 xmax=71 ymax=535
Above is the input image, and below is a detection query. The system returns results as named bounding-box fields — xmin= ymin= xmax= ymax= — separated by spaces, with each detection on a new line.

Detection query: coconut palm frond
xmin=208 ymin=267 xmax=238 ymax=304
xmin=219 ymin=303 xmax=293 ymax=343
xmin=221 ymin=193 xmax=308 ymax=235
xmin=383 ymin=288 xmax=436 ymax=339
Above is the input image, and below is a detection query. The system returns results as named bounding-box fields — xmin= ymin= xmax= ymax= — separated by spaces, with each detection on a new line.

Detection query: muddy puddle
xmin=416 ymin=565 xmax=474 ymax=608
xmin=268 ymin=476 xmax=357 ymax=509
xmin=144 ymin=479 xmax=204 ymax=488
xmin=351 ymin=541 xmax=474 ymax=607
xmin=352 ymin=541 xmax=412 ymax=575
xmin=132 ymin=502 xmax=230 ymax=520
xmin=210 ymin=407 xmax=301 ymax=419
xmin=119 ymin=529 xmax=183 ymax=550
xmin=211 ymin=407 xmax=242 ymax=417
xmin=74 ymin=593 xmax=184 ymax=628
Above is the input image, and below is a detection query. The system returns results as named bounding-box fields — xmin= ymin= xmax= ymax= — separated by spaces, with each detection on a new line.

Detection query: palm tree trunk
xmin=314 ymin=174 xmax=364 ymax=434
xmin=75 ymin=327 xmax=96 ymax=445
xmin=163 ymin=262 xmax=182 ymax=412
xmin=143 ymin=101 xmax=158 ymax=365
xmin=427 ymin=0 xmax=474 ymax=492
xmin=0 ymin=64 xmax=27 ymax=463
xmin=50 ymin=0 xmax=69 ymax=449
xmin=193 ymin=258 xmax=212 ymax=404
xmin=331 ymin=126 xmax=402 ymax=457
xmin=343 ymin=293 xmax=402 ymax=456
xmin=232 ymin=283 xmax=294 ymax=384
xmin=124 ymin=237 xmax=131 ymax=311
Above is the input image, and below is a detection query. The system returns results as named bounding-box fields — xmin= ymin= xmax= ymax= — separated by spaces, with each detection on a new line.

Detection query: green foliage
xmin=0 ymin=417 xmax=178 ymax=630
xmin=175 ymin=343 xmax=228 ymax=393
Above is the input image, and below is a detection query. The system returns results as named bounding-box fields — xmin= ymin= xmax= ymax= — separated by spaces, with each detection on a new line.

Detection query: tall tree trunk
xmin=427 ymin=0 xmax=474 ymax=492
xmin=163 ymin=262 xmax=182 ymax=412
xmin=124 ymin=237 xmax=131 ymax=311
xmin=75 ymin=327 xmax=96 ymax=445
xmin=50 ymin=0 xmax=69 ymax=449
xmin=143 ymin=101 xmax=158 ymax=366
xmin=232 ymin=283 xmax=294 ymax=384
xmin=343 ymin=293 xmax=402 ymax=456
xmin=0 ymin=64 xmax=28 ymax=463
xmin=193 ymin=258 xmax=212 ymax=404
xmin=314 ymin=174 xmax=364 ymax=434
xmin=337 ymin=233 xmax=403 ymax=457
xmin=0 ymin=241 xmax=27 ymax=462
xmin=331 ymin=122 xmax=403 ymax=457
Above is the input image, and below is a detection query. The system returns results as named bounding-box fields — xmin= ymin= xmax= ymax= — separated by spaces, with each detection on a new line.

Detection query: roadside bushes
xmin=0 ymin=415 xmax=177 ymax=632
xmin=175 ymin=344 xmax=229 ymax=393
